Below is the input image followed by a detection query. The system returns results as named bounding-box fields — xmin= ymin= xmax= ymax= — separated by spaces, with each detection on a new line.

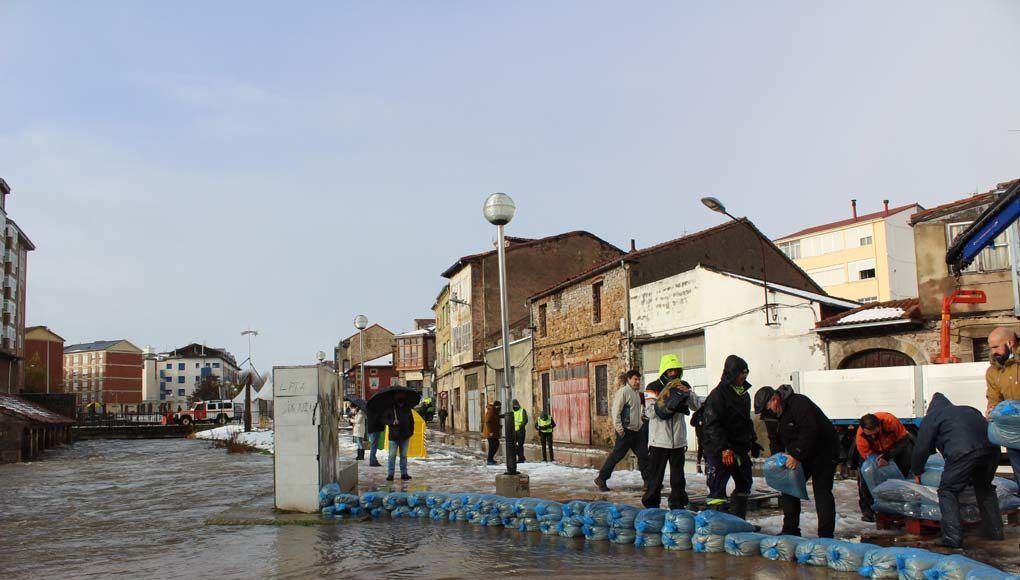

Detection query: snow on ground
xmin=198 ymin=425 xmax=878 ymax=539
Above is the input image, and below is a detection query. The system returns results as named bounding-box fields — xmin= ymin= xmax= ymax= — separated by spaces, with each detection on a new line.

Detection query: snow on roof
xmin=395 ymin=328 xmax=433 ymax=337
xmin=815 ymin=298 xmax=921 ymax=330
xmin=717 ymin=271 xmax=859 ymax=309
xmin=839 ymin=307 xmax=906 ymax=324
xmin=0 ymin=394 xmax=74 ymax=424
xmin=363 ymin=354 xmax=393 ymax=367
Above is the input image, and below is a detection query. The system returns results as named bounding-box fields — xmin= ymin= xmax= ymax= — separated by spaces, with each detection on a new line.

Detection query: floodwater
xmin=0 ymin=439 xmax=846 ymax=579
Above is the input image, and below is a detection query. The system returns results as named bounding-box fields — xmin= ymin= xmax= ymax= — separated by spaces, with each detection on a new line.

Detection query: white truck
xmin=174 ymin=400 xmax=238 ymax=426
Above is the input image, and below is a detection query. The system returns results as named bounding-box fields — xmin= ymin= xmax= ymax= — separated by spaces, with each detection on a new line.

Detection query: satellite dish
xmin=316 ymin=351 xmax=326 ymax=362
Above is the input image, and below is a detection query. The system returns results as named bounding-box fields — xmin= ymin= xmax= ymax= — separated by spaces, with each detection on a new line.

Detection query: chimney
xmin=883 ymin=199 xmax=890 ymax=215
xmin=851 ymin=199 xmax=858 ymax=220
xmin=630 ymin=239 xmax=636 ymax=252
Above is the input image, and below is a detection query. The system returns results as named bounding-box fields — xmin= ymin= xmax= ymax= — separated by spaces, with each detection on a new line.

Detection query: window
xmin=801 ymin=231 xmax=845 ymax=257
xmin=848 ymin=258 xmax=877 ymax=282
xmin=178 ymin=376 xmax=185 ymax=383
xmin=948 ymin=223 xmax=1010 ymax=272
xmin=860 ymin=236 xmax=873 ymax=246
xmin=454 ymin=387 xmax=461 ymax=411
xmin=973 ymin=338 xmax=990 ymax=363
xmin=594 ymin=365 xmax=609 ymax=416
xmin=178 ymin=363 xmax=185 ymax=371
xmin=178 ymin=389 xmax=185 ymax=396
xmin=845 ymin=224 xmax=874 ymax=248
xmin=205 ymin=362 xmax=211 ymax=367
xmin=592 ymin=282 xmax=603 ymax=324
xmin=807 ymin=265 xmax=847 ymax=287
xmin=166 ymin=363 xmax=172 ymax=370
xmin=778 ymin=240 xmax=801 ymax=260
xmin=541 ymin=373 xmax=551 ymax=414
xmin=539 ymin=304 xmax=548 ymax=337
xmin=195 ymin=363 xmax=200 ymax=368
xmin=859 ymin=296 xmax=878 ymax=304
xmin=212 ymin=362 xmax=220 ymax=368
xmin=466 ymin=373 xmax=478 ymax=391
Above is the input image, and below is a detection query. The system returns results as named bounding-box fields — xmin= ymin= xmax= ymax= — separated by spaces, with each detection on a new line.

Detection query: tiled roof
xmin=64 ymin=340 xmax=126 ymax=354
xmin=776 ymin=203 xmax=920 ymax=241
xmin=910 ymin=179 xmax=1018 ymax=224
xmin=441 ymin=230 xmax=623 ymax=279
xmin=815 ymin=298 xmax=921 ymax=329
xmin=0 ymin=394 xmax=74 ymax=424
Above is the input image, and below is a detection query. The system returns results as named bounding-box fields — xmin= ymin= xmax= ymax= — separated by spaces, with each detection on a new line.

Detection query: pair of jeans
xmin=387 ymin=437 xmax=410 ymax=478
xmin=539 ymin=432 xmax=554 ymax=462
xmin=642 ymin=446 xmax=688 ymax=509
xmin=938 ymin=449 xmax=1001 ymax=546
xmin=516 ymin=430 xmax=526 ymax=462
xmin=367 ymin=431 xmax=381 ymax=464
xmin=1008 ymin=448 xmax=1020 ymax=492
xmin=857 ymin=438 xmax=914 ymax=516
xmin=705 ymin=450 xmax=753 ymax=506
xmin=597 ymin=429 xmax=649 ymax=482
xmin=782 ymin=455 xmax=837 ymax=538
xmin=486 ymin=437 xmax=500 ymax=462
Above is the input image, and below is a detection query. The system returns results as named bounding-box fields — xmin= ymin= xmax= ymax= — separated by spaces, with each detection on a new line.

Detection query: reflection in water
xmin=0 ymin=439 xmax=832 ymax=579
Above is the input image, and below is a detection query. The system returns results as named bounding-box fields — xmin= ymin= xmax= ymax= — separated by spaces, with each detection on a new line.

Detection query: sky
xmin=1 ymin=1 xmax=1018 ymax=370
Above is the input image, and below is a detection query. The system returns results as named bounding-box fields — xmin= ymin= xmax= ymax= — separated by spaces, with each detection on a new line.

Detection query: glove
xmin=751 ymin=442 xmax=764 ymax=459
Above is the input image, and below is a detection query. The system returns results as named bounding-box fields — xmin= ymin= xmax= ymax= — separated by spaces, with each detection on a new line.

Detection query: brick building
xmin=335 ymin=324 xmax=394 ymax=400
xmin=0 ymin=178 xmax=36 ymax=393
xmin=345 ymin=353 xmax=395 ymax=400
xmin=64 ymin=340 xmax=144 ymax=407
xmin=434 ymin=231 xmax=624 ymax=434
xmin=24 ymin=326 xmax=65 ymax=393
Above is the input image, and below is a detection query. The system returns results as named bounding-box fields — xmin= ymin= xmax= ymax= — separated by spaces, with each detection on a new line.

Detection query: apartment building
xmin=0 ymin=178 xmax=36 ymax=393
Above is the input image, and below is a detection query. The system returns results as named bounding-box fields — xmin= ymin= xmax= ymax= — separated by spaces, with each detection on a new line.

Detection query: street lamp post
xmin=701 ymin=197 xmax=773 ymax=325
xmin=483 ymin=192 xmax=518 ymax=476
xmin=240 ymin=329 xmax=258 ymax=432
xmin=354 ymin=315 xmax=369 ymax=400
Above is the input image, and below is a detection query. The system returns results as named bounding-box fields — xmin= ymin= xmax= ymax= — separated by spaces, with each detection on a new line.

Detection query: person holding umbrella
xmin=368 ymin=381 xmax=422 ymax=482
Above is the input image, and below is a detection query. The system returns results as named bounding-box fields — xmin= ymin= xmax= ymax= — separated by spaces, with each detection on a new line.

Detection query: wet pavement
xmin=1 ymin=438 xmax=1017 ymax=578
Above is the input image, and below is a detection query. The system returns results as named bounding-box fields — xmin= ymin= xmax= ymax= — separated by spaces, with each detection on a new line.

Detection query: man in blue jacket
xmin=910 ymin=392 xmax=1003 ymax=549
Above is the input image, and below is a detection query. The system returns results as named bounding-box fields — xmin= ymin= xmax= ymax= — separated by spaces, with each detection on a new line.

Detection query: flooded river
xmin=0 ymin=439 xmax=857 ymax=579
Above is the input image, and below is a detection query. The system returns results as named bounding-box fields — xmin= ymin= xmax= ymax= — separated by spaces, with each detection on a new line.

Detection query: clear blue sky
xmin=2 ymin=1 xmax=1018 ymax=369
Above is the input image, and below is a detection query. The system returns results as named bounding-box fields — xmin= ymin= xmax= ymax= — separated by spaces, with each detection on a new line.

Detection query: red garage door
xmin=551 ymin=365 xmax=590 ymax=445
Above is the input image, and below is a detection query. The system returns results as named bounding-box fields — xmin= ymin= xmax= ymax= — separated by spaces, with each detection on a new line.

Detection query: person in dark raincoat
xmin=910 ymin=392 xmax=1003 ymax=549
xmin=383 ymin=391 xmax=415 ymax=481
xmin=757 ymin=385 xmax=839 ymax=538
xmin=701 ymin=355 xmax=762 ymax=519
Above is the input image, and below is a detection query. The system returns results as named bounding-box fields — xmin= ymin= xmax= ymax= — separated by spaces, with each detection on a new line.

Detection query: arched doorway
xmin=839 ymin=348 xmax=916 ymax=369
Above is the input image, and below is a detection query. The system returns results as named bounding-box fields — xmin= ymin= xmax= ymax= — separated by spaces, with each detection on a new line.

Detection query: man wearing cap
xmin=757 ymin=385 xmax=839 ymax=538
xmin=701 ymin=354 xmax=762 ymax=519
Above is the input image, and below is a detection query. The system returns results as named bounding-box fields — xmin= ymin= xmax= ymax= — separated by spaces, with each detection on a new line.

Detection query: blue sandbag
xmin=518 ymin=517 xmax=541 ymax=532
xmin=321 ymin=505 xmax=338 ymax=517
xmin=582 ymin=501 xmax=616 ymax=526
xmin=429 ymin=507 xmax=449 ymax=520
xmin=608 ymin=527 xmax=636 ymax=544
xmin=859 ymin=547 xmax=931 ymax=579
xmin=319 ymin=483 xmax=341 ymax=507
xmin=988 ymin=422 xmax=1020 ymax=450
xmin=500 ymin=516 xmax=518 ymax=528
xmin=389 ymin=506 xmax=413 ymax=519
xmin=557 ymin=520 xmax=584 ymax=538
xmin=370 ymin=507 xmax=386 ymax=519
xmin=860 ymin=455 xmax=907 ymax=492
xmin=634 ymin=531 xmax=663 ymax=547
xmin=411 ymin=506 xmax=429 ymax=518
xmin=383 ymin=492 xmax=411 ymax=510
xmin=724 ymin=532 xmax=769 ymax=557
xmin=826 ymin=541 xmax=879 ymax=573
xmin=764 ymin=453 xmax=809 ymax=500
xmin=694 ymin=509 xmax=754 ymax=535
xmin=424 ymin=492 xmax=450 ymax=508
xmin=534 ymin=500 xmax=564 ymax=522
xmin=514 ymin=498 xmax=543 ymax=518
xmin=795 ymin=538 xmax=838 ymax=566
xmin=635 ymin=509 xmax=669 ymax=533
xmin=759 ymin=534 xmax=809 ymax=561
xmin=662 ymin=532 xmax=693 ymax=551
xmin=360 ymin=491 xmax=386 ymax=509
xmin=407 ymin=491 xmax=429 ymax=508
xmin=562 ymin=500 xmax=590 ymax=524
xmin=662 ymin=509 xmax=697 ymax=534
xmin=692 ymin=532 xmax=726 ymax=553
xmin=582 ymin=524 xmax=610 ymax=541
xmin=539 ymin=521 xmax=558 ymax=535
xmin=898 ymin=550 xmax=946 ymax=580
xmin=494 ymin=497 xmax=517 ymax=518
xmin=609 ymin=504 xmax=640 ymax=529
xmin=923 ymin=555 xmax=1009 ymax=580
xmin=990 ymin=400 xmax=1020 ymax=424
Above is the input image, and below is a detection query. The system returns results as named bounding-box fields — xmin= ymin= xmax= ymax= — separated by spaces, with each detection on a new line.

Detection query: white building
xmin=156 ymin=343 xmax=240 ymax=405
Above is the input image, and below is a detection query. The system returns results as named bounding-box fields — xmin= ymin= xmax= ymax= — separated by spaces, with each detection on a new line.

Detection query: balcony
xmin=4 ymin=250 xmax=16 ymax=269
xmin=4 ymin=275 xmax=15 ymax=290
xmin=3 ymin=299 xmax=16 ymax=314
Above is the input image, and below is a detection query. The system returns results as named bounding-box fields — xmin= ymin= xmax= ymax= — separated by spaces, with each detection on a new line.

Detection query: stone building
xmin=434 ymin=231 xmax=624 ymax=434
xmin=335 ymin=324 xmax=394 ymax=400
xmin=483 ymin=336 xmax=535 ymax=443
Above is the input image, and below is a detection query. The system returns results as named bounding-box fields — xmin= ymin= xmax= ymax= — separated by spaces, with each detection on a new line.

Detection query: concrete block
xmin=337 ymin=460 xmax=358 ymax=493
xmin=495 ymin=473 xmax=530 ymax=498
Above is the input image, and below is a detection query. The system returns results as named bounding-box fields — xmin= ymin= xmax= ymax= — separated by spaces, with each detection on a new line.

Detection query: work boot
xmin=594 ymin=477 xmax=611 ymax=492
xmin=369 ymin=460 xmax=382 ymax=467
xmin=730 ymin=495 xmax=749 ymax=520
xmin=401 ymin=474 xmax=412 ymax=481
xmin=385 ymin=475 xmax=394 ymax=482
xmin=355 ymin=449 xmax=365 ymax=461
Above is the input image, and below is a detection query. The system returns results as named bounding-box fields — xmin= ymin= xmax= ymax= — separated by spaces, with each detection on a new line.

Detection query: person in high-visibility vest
xmin=512 ymin=399 xmax=528 ymax=463
xmin=535 ymin=411 xmax=556 ymax=462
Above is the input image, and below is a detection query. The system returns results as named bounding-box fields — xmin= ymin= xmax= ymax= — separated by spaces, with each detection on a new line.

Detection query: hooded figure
xmin=909 ymin=393 xmax=1002 ymax=549
xmin=512 ymin=399 xmax=528 ymax=463
xmin=700 ymin=354 xmax=760 ymax=518
xmin=483 ymin=401 xmax=502 ymax=465
xmin=643 ymin=367 xmax=700 ymax=510
xmin=535 ymin=411 xmax=557 ymax=462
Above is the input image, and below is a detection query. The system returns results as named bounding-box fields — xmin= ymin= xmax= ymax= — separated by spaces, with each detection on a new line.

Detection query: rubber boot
xmin=978 ymin=490 xmax=1004 ymax=541
xmin=937 ymin=492 xmax=965 ymax=548
xmin=730 ymin=494 xmax=749 ymax=520
xmin=356 ymin=448 xmax=365 ymax=461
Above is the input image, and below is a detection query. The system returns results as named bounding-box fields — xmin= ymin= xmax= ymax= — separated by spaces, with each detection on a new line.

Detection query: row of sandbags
xmin=318 ymin=486 xmax=1014 ymax=578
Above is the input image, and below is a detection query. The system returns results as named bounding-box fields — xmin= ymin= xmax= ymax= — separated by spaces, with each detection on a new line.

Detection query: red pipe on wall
xmin=934 ymin=289 xmax=987 ymax=364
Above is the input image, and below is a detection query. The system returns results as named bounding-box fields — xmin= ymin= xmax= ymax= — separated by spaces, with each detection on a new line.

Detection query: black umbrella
xmin=345 ymin=397 xmax=368 ymax=412
xmin=366 ymin=387 xmax=422 ymax=415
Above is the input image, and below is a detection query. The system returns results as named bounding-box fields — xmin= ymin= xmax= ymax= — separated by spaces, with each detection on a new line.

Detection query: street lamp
xmin=483 ymin=192 xmax=518 ymax=476
xmin=354 ymin=315 xmax=368 ymax=400
xmin=240 ymin=329 xmax=258 ymax=432
xmin=701 ymin=196 xmax=774 ymax=325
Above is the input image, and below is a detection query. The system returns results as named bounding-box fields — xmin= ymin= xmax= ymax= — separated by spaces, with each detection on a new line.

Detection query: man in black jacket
xmin=365 ymin=410 xmax=385 ymax=467
xmin=910 ymin=392 xmax=1003 ymax=549
xmin=384 ymin=392 xmax=416 ymax=481
xmin=757 ymin=385 xmax=839 ymax=538
xmin=701 ymin=355 xmax=762 ymax=519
